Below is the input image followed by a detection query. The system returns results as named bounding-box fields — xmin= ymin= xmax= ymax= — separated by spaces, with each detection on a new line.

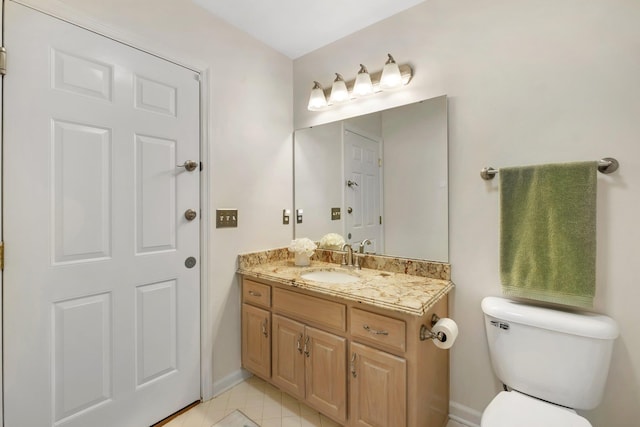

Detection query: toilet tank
xmin=481 ymin=296 xmax=618 ymax=410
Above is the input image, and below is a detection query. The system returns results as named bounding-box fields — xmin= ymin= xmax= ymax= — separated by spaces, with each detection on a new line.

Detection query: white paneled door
xmin=3 ymin=3 xmax=201 ymax=427
xmin=344 ymin=130 xmax=382 ymax=253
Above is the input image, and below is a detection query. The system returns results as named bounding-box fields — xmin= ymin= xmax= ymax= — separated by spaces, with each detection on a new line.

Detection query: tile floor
xmin=163 ymin=375 xmax=341 ymax=427
xmin=165 ymin=376 xmax=465 ymax=427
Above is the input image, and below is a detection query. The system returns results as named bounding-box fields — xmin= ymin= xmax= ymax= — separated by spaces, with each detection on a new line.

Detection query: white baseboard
xmin=449 ymin=401 xmax=482 ymax=427
xmin=211 ymin=369 xmax=252 ymax=397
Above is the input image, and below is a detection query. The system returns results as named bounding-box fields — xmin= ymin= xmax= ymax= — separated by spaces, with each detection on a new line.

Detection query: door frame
xmin=0 ymin=1 xmax=4 ymax=423
xmin=1 ymin=0 xmax=215 ymax=415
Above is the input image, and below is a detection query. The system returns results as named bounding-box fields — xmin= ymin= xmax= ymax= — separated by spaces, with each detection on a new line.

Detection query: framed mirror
xmin=294 ymin=95 xmax=448 ymax=262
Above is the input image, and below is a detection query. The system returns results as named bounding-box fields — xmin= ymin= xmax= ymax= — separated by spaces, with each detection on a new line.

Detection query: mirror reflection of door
xmin=343 ymin=130 xmax=382 ymax=253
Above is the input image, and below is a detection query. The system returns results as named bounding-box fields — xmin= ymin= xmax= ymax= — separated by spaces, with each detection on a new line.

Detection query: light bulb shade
xmin=329 ymin=73 xmax=350 ymax=104
xmin=307 ymin=81 xmax=327 ymax=111
xmin=353 ymin=64 xmax=373 ymax=97
xmin=380 ymin=54 xmax=403 ymax=90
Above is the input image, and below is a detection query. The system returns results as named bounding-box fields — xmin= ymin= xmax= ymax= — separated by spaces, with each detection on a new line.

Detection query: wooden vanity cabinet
xmin=349 ymin=341 xmax=406 ymax=426
xmin=272 ymin=314 xmax=347 ymax=423
xmin=241 ymin=275 xmax=449 ymax=427
xmin=241 ymin=303 xmax=271 ymax=379
xmin=241 ymin=279 xmax=272 ymax=379
xmin=271 ymin=315 xmax=305 ymax=397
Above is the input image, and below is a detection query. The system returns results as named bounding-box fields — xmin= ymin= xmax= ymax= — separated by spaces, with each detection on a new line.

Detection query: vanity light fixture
xmin=353 ymin=64 xmax=374 ymax=97
xmin=329 ymin=73 xmax=350 ymax=104
xmin=307 ymin=81 xmax=328 ymax=111
xmin=380 ymin=54 xmax=403 ymax=90
xmin=307 ymin=53 xmax=413 ymax=111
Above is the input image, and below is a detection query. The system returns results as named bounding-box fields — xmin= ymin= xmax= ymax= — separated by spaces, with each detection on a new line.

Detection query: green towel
xmin=500 ymin=161 xmax=597 ymax=308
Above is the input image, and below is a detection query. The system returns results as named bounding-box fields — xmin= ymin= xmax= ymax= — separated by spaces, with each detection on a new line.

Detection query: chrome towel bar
xmin=480 ymin=157 xmax=619 ymax=180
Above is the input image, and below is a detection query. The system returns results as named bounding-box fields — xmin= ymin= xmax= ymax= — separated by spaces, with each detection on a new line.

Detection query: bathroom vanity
xmin=238 ymin=248 xmax=453 ymax=427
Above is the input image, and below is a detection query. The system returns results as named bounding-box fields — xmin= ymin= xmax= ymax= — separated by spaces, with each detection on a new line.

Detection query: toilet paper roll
xmin=431 ymin=317 xmax=458 ymax=349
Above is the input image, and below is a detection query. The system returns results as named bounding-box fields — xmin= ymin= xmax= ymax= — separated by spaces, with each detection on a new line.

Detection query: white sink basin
xmin=300 ymin=270 xmax=359 ymax=284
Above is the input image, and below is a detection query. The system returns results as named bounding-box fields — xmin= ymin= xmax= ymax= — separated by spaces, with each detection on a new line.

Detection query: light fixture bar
xmin=319 ymin=64 xmax=413 ymax=100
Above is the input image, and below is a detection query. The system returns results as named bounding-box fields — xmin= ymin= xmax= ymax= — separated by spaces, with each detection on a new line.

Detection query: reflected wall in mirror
xmin=294 ymin=95 xmax=448 ymax=262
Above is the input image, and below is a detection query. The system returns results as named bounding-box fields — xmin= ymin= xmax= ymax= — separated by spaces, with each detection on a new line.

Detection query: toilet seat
xmin=481 ymin=391 xmax=592 ymax=427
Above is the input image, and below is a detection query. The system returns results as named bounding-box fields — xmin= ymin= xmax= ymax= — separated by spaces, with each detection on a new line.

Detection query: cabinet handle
xmin=350 ymin=352 xmax=357 ymax=378
xmin=248 ymin=290 xmax=262 ymax=297
xmin=303 ymin=335 xmax=311 ymax=358
xmin=261 ymin=318 xmax=269 ymax=338
xmin=296 ymin=333 xmax=304 ymax=354
xmin=363 ymin=324 xmax=389 ymax=335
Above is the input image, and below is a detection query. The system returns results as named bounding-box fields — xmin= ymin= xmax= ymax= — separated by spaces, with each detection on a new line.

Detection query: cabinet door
xmin=272 ymin=314 xmax=305 ymax=399
xmin=350 ymin=342 xmax=406 ymax=427
xmin=242 ymin=303 xmax=271 ymax=379
xmin=305 ymin=326 xmax=347 ymax=424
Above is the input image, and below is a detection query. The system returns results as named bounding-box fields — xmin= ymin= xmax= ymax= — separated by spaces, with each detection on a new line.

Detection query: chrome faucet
xmin=341 ymin=243 xmax=353 ymax=267
xmin=359 ymin=239 xmax=372 ymax=254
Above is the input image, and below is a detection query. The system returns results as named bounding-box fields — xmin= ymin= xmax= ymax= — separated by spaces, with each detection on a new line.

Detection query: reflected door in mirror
xmin=344 ymin=130 xmax=381 ymax=252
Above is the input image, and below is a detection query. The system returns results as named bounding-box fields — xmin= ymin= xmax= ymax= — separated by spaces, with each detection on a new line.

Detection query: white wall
xmin=31 ymin=0 xmax=294 ymax=396
xmin=294 ymin=1 xmax=640 ymax=426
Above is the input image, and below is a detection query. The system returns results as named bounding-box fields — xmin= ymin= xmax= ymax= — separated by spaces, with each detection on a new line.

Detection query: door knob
xmin=184 ymin=209 xmax=197 ymax=221
xmin=347 ymin=207 xmax=353 ymax=214
xmin=184 ymin=257 xmax=197 ymax=268
xmin=177 ymin=160 xmax=198 ymax=172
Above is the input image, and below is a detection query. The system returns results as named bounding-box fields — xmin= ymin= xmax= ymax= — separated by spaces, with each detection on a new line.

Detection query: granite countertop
xmin=238 ymin=258 xmax=453 ymax=317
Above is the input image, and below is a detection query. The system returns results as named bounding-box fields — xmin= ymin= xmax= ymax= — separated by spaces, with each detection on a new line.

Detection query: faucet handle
xmin=354 ymin=254 xmax=362 ymax=270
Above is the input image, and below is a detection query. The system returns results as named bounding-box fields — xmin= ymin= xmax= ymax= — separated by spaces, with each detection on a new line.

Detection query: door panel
xmin=135 ymin=134 xmax=177 ymax=254
xmin=3 ymin=3 xmax=201 ymax=426
xmin=53 ymin=120 xmax=112 ymax=263
xmin=272 ymin=315 xmax=305 ymax=399
xmin=344 ymin=130 xmax=382 ymax=252
xmin=135 ymin=280 xmax=178 ymax=386
xmin=242 ymin=304 xmax=272 ymax=379
xmin=305 ymin=327 xmax=347 ymax=423
xmin=350 ymin=342 xmax=406 ymax=427
xmin=134 ymin=74 xmax=177 ymax=116
xmin=53 ymin=293 xmax=113 ymax=422
xmin=52 ymin=48 xmax=113 ymax=101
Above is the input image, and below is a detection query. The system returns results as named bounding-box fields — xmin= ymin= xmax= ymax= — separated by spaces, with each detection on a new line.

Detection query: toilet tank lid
xmin=481 ymin=297 xmax=619 ymax=339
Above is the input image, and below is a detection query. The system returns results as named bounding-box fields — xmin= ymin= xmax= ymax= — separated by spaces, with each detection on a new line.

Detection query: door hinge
xmin=0 ymin=241 xmax=4 ymax=271
xmin=0 ymin=47 xmax=6 ymax=76
xmin=379 ymin=216 xmax=382 ymax=225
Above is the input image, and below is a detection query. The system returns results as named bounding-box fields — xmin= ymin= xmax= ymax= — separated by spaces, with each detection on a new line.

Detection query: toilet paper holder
xmin=420 ymin=314 xmax=446 ymax=342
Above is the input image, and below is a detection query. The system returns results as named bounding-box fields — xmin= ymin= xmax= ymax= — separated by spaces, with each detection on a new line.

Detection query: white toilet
xmin=481 ymin=296 xmax=619 ymax=427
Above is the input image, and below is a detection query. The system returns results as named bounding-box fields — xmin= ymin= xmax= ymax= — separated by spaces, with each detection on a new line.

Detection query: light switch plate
xmin=216 ymin=209 xmax=238 ymax=228
xmin=331 ymin=207 xmax=341 ymax=220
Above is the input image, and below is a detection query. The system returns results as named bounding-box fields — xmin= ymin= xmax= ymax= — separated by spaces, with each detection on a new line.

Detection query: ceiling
xmin=192 ymin=0 xmax=426 ymax=59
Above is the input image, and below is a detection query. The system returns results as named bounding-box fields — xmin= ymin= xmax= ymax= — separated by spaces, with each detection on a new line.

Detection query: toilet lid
xmin=481 ymin=391 xmax=592 ymax=427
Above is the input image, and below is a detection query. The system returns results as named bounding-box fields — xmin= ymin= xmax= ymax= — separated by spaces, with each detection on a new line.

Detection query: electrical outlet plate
xmin=216 ymin=209 xmax=238 ymax=228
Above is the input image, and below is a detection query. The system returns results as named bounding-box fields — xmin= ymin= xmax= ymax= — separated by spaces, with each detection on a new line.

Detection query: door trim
xmin=0 ymin=1 xmax=4 ymax=424
xmin=2 ymin=0 xmax=214 ymax=406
